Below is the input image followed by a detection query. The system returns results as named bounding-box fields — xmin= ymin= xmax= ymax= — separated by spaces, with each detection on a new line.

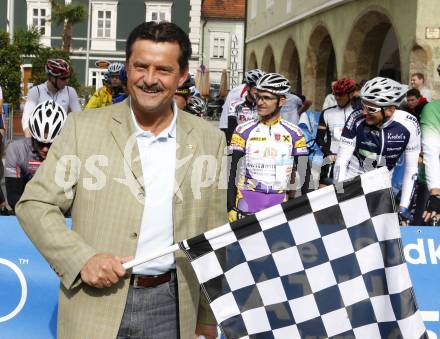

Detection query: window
xmin=210 ymin=32 xmax=229 ymax=59
xmin=213 ymin=38 xmax=225 ymax=58
xmin=89 ymin=68 xmax=108 ymax=89
xmin=145 ymin=1 xmax=172 ymax=23
xmin=26 ymin=0 xmax=51 ymax=46
xmin=97 ymin=10 xmax=112 ymax=38
xmin=91 ymin=1 xmax=118 ymax=51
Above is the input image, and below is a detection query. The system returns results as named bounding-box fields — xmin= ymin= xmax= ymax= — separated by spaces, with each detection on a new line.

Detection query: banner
xmin=0 ymin=217 xmax=439 ymax=338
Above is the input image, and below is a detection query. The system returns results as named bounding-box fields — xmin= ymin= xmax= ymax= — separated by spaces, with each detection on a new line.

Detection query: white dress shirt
xmin=130 ymin=100 xmax=177 ymax=275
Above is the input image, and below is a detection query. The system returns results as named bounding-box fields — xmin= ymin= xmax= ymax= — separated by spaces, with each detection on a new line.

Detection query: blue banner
xmin=0 ymin=218 xmax=439 ymax=338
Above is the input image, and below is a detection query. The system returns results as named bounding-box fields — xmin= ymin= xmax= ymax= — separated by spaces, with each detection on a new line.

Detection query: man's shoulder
xmin=5 ymin=138 xmax=32 ymax=158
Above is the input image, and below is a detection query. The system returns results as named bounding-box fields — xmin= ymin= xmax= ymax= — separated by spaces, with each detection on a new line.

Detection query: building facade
xmin=246 ymin=0 xmax=440 ymax=109
xmin=200 ymin=0 xmax=245 ymax=89
xmin=0 ymin=0 xmax=203 ymax=89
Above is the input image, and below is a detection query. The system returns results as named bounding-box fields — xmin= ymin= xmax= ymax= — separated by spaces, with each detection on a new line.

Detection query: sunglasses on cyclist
xmin=35 ymin=140 xmax=52 ymax=149
xmin=362 ymin=102 xmax=382 ymax=114
xmin=58 ymin=76 xmax=69 ymax=81
xmin=255 ymin=94 xmax=277 ymax=102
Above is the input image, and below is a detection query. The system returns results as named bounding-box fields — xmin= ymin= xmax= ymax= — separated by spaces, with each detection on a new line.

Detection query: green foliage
xmin=13 ymin=27 xmax=42 ymax=56
xmin=30 ymin=47 xmax=80 ymax=91
xmin=50 ymin=0 xmax=87 ymax=26
xmin=0 ymin=30 xmax=21 ymax=107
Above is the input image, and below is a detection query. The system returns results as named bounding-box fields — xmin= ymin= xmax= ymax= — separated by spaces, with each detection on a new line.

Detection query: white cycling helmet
xmin=186 ymin=96 xmax=207 ymax=116
xmin=360 ymin=77 xmax=408 ymax=107
xmin=29 ymin=100 xmax=67 ymax=143
xmin=256 ymin=73 xmax=291 ymax=96
xmin=108 ymin=62 xmax=125 ymax=74
xmin=244 ymin=69 xmax=265 ymax=87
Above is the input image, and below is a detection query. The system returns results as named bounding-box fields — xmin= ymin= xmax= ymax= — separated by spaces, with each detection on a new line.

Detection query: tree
xmin=50 ymin=0 xmax=86 ymax=53
xmin=13 ymin=26 xmax=42 ymax=56
xmin=0 ymin=30 xmax=22 ymax=108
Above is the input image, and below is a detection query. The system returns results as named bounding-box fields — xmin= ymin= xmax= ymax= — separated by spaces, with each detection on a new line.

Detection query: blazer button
xmin=137 ymin=192 xmax=145 ymax=200
xmin=130 ymin=232 xmax=138 ymax=239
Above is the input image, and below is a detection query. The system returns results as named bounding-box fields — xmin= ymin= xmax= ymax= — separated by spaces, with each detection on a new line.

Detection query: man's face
xmin=256 ymin=90 xmax=284 ymax=117
xmin=362 ymin=101 xmax=395 ymax=126
xmin=34 ymin=140 xmax=51 ymax=159
xmin=50 ymin=75 xmax=69 ymax=90
xmin=406 ymin=95 xmax=418 ymax=110
xmin=247 ymin=86 xmax=257 ymax=102
xmin=335 ymin=92 xmax=351 ymax=108
xmin=127 ymin=39 xmax=188 ymax=115
xmin=410 ymin=76 xmax=423 ymax=89
xmin=110 ymin=74 xmax=122 ymax=88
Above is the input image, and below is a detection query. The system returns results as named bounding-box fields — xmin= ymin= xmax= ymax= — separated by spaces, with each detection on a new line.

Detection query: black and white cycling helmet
xmin=29 ymin=100 xmax=67 ymax=143
xmin=186 ymin=96 xmax=206 ymax=117
xmin=360 ymin=77 xmax=408 ymax=107
xmin=256 ymin=73 xmax=291 ymax=96
xmin=108 ymin=62 xmax=125 ymax=74
xmin=244 ymin=69 xmax=265 ymax=87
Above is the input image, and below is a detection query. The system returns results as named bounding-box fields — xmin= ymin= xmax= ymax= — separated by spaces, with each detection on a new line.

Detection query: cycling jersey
xmin=228 ymin=117 xmax=308 ymax=213
xmin=219 ymin=83 xmax=247 ymax=129
xmin=22 ymin=81 xmax=81 ymax=130
xmin=85 ymin=85 xmax=113 ymax=109
xmin=317 ymin=104 xmax=355 ymax=156
xmin=229 ymin=96 xmax=258 ymax=124
xmin=334 ymin=109 xmax=421 ymax=208
xmin=5 ymin=138 xmax=44 ymax=209
xmin=280 ymin=93 xmax=305 ymax=125
xmin=225 ymin=95 xmax=258 ymax=144
xmin=5 ymin=138 xmax=43 ymax=180
xmin=420 ymin=100 xmax=440 ymax=190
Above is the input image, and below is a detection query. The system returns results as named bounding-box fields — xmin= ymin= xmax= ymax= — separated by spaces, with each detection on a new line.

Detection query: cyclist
xmin=228 ymin=73 xmax=308 ymax=222
xmin=185 ymin=96 xmax=207 ymax=117
xmin=5 ymin=100 xmax=67 ymax=211
xmin=316 ymin=78 xmax=356 ymax=186
xmin=86 ymin=62 xmax=125 ymax=109
xmin=420 ymin=100 xmax=440 ymax=224
xmin=334 ymin=77 xmax=420 ymax=224
xmin=22 ymin=59 xmax=80 ymax=137
xmin=174 ymin=73 xmax=196 ymax=110
xmin=112 ymin=67 xmax=128 ymax=104
xmin=225 ymin=69 xmax=265 ymax=144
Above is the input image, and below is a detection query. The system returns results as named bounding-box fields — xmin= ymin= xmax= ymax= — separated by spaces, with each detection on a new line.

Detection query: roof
xmin=202 ymin=0 xmax=246 ymax=20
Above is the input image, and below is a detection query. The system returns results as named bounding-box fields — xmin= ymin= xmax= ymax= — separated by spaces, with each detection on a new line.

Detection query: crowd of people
xmin=0 ymin=56 xmax=439 ymax=226
xmin=0 ymin=20 xmax=438 ymax=338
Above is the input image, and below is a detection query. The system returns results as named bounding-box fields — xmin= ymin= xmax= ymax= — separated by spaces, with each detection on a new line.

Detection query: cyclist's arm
xmin=400 ymin=122 xmax=421 ymax=209
xmin=219 ymin=94 xmax=233 ymax=130
xmin=5 ymin=177 xmax=25 ymax=211
xmin=226 ymin=116 xmax=238 ymax=145
xmin=421 ymin=122 xmax=440 ymax=192
xmin=69 ymin=87 xmax=82 ymax=112
xmin=227 ymin=133 xmax=245 ymax=211
xmin=316 ymin=111 xmax=332 ymax=157
xmin=22 ymin=87 xmax=39 ymax=131
xmin=4 ymin=142 xmax=26 ymax=210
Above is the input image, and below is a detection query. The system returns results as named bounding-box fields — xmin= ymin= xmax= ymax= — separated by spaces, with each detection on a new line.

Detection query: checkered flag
xmin=179 ymin=168 xmax=427 ymax=339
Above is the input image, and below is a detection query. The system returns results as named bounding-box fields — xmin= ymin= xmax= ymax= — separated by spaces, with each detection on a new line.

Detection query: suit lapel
xmin=109 ymin=100 xmax=144 ymax=191
xmin=175 ymin=110 xmax=197 ymax=200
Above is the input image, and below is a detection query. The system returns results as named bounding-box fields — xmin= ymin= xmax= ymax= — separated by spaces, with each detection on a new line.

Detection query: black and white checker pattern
xmin=180 ymin=168 xmax=427 ymax=339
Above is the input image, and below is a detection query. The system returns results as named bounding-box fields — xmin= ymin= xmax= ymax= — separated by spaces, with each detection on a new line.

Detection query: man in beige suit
xmin=16 ymin=22 xmax=226 ymax=339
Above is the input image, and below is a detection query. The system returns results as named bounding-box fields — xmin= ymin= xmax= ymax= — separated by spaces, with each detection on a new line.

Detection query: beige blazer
xmin=16 ymin=99 xmax=227 ymax=339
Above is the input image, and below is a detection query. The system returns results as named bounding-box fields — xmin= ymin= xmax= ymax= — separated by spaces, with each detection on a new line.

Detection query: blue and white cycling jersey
xmin=334 ymin=109 xmax=421 ymax=208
